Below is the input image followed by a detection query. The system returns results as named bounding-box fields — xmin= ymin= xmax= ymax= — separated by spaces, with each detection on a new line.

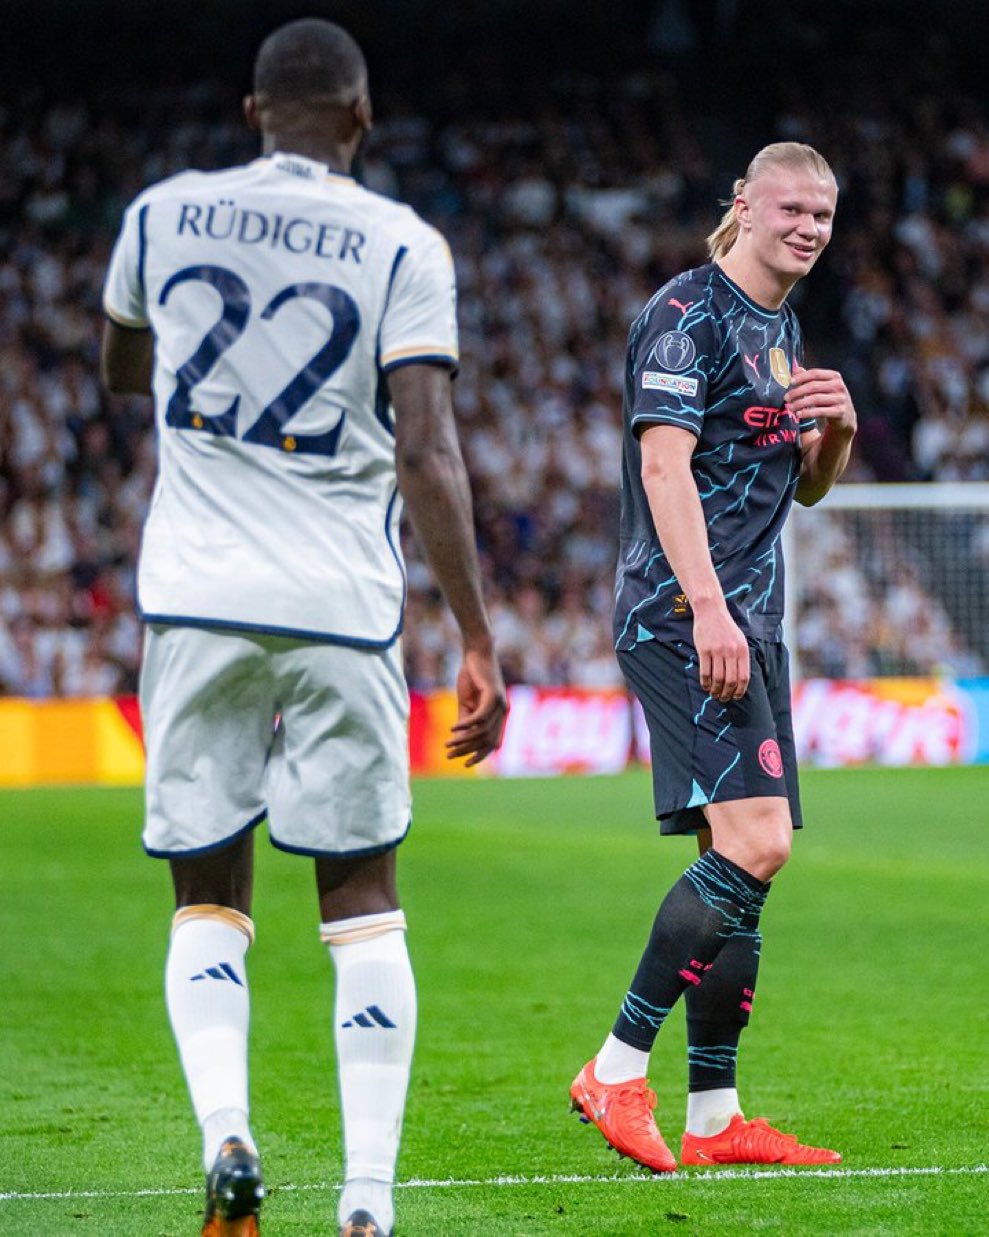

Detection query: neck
xmin=716 ymin=250 xmax=795 ymax=312
xmin=261 ymin=130 xmax=354 ymax=176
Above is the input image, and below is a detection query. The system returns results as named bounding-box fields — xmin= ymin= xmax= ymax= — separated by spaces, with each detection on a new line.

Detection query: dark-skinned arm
xmin=389 ymin=363 xmax=507 ymax=765
xmin=100 ymin=320 xmax=154 ymax=396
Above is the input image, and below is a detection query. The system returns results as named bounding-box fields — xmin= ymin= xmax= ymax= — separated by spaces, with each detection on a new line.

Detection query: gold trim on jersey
xmin=104 ymin=304 xmax=150 ymax=330
xmin=380 ymin=344 xmax=459 ymax=365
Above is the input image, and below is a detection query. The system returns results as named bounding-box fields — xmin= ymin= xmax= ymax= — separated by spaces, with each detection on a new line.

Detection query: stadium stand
xmin=1 ymin=3 xmax=988 ymax=695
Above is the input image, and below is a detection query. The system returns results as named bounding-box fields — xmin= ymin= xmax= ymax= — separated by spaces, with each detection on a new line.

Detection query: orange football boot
xmin=202 ymin=1217 xmax=260 ymax=1237
xmin=681 ymin=1114 xmax=841 ymax=1166
xmin=569 ymin=1058 xmax=677 ymax=1173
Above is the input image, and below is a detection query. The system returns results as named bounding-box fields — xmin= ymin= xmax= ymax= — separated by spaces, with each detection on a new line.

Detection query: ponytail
xmin=706 ymin=177 xmax=746 ymax=261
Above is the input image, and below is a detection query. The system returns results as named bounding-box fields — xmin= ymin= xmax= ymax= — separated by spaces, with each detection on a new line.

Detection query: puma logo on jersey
xmin=667 ymin=297 xmax=695 ymax=315
xmin=742 ymin=352 xmax=761 ymax=379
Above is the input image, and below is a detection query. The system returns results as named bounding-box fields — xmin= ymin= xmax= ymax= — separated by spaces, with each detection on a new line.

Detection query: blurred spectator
xmin=1 ymin=10 xmax=987 ymax=696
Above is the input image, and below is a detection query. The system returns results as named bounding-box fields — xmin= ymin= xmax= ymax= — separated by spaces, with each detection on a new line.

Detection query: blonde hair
xmin=706 ymin=142 xmax=835 ymax=261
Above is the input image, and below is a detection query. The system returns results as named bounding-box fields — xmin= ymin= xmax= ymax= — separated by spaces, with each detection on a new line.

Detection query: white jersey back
xmin=104 ymin=152 xmax=458 ymax=646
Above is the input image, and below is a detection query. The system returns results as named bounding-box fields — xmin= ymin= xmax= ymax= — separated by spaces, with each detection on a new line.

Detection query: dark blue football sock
xmin=612 ymin=849 xmax=768 ymax=1052
xmin=685 ymin=896 xmax=766 ymax=1091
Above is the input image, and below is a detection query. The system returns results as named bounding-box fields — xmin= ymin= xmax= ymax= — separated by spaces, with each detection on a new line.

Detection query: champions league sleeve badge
xmin=653 ymin=330 xmax=697 ymax=372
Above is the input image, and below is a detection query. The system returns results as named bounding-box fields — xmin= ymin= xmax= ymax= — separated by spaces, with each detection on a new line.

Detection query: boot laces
xmin=747 ymin=1117 xmax=799 ymax=1154
xmin=613 ymin=1082 xmax=660 ymax=1136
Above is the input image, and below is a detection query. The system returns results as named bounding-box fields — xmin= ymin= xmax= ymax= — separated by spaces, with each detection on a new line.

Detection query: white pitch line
xmin=1 ymin=1164 xmax=986 ymax=1203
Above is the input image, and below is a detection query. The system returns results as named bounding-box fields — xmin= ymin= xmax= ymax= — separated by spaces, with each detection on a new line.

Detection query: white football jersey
xmin=104 ymin=152 xmax=458 ymax=646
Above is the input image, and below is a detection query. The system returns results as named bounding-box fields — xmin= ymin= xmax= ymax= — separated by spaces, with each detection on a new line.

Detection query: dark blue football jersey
xmin=614 ymin=263 xmax=815 ymax=651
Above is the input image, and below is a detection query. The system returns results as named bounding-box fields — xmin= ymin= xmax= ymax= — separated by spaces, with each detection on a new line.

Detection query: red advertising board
xmin=0 ymin=677 xmax=986 ymax=787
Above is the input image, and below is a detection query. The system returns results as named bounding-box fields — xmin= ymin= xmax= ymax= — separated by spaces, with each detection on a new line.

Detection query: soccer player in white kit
xmin=101 ymin=20 xmax=507 ymax=1237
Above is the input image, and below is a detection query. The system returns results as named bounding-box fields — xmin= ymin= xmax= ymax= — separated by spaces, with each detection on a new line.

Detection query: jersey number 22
xmin=160 ymin=263 xmax=360 ymax=457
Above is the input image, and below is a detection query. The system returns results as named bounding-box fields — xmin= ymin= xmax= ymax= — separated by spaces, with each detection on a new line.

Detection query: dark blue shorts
xmin=618 ymin=637 xmax=802 ymax=836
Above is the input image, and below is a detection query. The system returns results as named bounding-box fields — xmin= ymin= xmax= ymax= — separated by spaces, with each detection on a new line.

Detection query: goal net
xmin=785 ymin=483 xmax=989 ymax=682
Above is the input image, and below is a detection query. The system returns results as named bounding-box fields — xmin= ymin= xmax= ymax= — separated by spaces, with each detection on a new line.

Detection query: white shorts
xmin=140 ymin=624 xmax=411 ymax=858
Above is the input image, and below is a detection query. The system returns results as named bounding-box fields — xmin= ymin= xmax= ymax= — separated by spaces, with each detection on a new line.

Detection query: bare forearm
xmin=639 ymin=425 xmax=749 ymax=700
xmin=398 ymin=445 xmax=493 ymax=649
xmin=643 ymin=458 xmax=725 ymax=610
xmin=787 ymin=367 xmax=857 ymax=506
xmin=389 ymin=363 xmax=505 ymax=758
xmin=795 ymin=427 xmax=854 ymax=506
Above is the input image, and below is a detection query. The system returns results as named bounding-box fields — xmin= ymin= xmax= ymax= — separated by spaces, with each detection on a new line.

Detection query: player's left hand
xmin=445 ymin=646 xmax=509 ymax=767
xmin=784 ymin=365 xmax=856 ymax=439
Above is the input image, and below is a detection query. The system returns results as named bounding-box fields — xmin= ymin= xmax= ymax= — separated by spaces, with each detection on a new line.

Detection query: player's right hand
xmin=692 ymin=601 xmax=750 ymax=702
xmin=445 ymin=644 xmax=508 ymax=767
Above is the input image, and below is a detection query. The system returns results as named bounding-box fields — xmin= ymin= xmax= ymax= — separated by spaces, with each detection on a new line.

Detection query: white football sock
xmin=165 ymin=908 xmax=256 ymax=1171
xmin=202 ymin=1106 xmax=254 ymax=1171
xmin=322 ymin=911 xmax=415 ymax=1233
xmin=338 ymin=1178 xmax=394 ymax=1233
xmin=686 ymin=1086 xmax=743 ymax=1137
xmin=594 ymin=1032 xmax=650 ymax=1084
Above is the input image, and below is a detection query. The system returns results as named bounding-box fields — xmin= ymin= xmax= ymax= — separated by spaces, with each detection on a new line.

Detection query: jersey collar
xmin=261 ymin=151 xmax=355 ymax=184
xmin=713 ymin=265 xmax=785 ymax=319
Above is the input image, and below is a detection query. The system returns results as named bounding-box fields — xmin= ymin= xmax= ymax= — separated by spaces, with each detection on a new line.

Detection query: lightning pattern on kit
xmin=615 ymin=263 xmax=813 ymax=650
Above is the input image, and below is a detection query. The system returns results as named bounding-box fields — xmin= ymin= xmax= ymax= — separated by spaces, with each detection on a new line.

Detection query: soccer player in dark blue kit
xmin=570 ymin=142 xmax=856 ymax=1170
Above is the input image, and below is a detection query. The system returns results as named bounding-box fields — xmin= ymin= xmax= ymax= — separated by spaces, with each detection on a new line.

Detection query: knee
xmin=316 ymin=851 xmax=399 ymax=923
xmin=756 ymin=827 xmax=791 ymax=878
xmin=707 ymin=798 xmax=794 ymax=883
xmin=747 ymin=805 xmax=792 ymax=878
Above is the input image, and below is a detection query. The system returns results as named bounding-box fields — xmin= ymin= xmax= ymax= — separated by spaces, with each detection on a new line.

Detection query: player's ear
xmin=734 ymin=192 xmax=751 ymax=232
xmin=243 ymin=95 xmax=261 ymax=132
xmin=353 ymin=91 xmax=373 ymax=134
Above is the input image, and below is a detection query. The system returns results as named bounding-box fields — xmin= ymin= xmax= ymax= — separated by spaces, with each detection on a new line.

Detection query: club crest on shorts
xmin=653 ymin=330 xmax=696 ymax=372
xmin=769 ymin=348 xmax=791 ymax=388
xmin=758 ymin=738 xmax=784 ymax=778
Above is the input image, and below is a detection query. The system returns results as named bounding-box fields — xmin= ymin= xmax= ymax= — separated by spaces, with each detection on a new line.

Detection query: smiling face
xmin=721 ymin=163 xmax=837 ymax=307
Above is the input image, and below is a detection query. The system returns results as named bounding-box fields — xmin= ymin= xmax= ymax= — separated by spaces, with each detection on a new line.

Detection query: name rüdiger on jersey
xmin=177 ymin=200 xmax=366 ymax=262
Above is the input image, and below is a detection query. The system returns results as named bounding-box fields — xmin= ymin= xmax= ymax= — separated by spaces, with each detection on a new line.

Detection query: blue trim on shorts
xmin=144 ymin=809 xmax=267 ymax=859
xmin=138 ymin=609 xmax=402 ymax=650
xmin=269 ymin=818 xmax=411 ymax=860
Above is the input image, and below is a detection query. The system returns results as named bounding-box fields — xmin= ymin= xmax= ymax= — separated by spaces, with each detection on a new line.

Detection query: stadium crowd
xmin=2 ymin=14 xmax=988 ymax=696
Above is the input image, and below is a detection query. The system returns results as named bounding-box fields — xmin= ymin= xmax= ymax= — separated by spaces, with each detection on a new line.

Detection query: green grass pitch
xmin=1 ymin=767 xmax=987 ymax=1234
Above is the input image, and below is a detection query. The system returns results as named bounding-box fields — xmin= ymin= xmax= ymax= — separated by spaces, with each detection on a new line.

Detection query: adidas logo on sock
xmin=341 ymin=1004 xmax=396 ymax=1029
xmin=190 ymin=962 xmax=244 ymax=986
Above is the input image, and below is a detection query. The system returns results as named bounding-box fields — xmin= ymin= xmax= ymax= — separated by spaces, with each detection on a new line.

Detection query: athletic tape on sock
xmin=320 ymin=909 xmax=407 ymax=946
xmin=172 ymin=904 xmax=255 ymax=945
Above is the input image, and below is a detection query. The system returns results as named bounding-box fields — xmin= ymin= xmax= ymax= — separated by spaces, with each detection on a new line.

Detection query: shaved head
xmin=253 ymin=18 xmax=367 ymax=107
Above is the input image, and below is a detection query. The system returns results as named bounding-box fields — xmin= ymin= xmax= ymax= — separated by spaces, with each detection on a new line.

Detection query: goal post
xmin=784 ymin=482 xmax=989 ymax=684
xmin=783 ymin=482 xmax=989 ymax=767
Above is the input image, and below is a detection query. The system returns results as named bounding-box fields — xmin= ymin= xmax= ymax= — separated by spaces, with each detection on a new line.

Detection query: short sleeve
xmin=379 ymin=227 xmax=459 ymax=372
xmin=103 ymin=199 xmax=150 ymax=329
xmin=628 ymin=295 xmax=719 ymax=438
